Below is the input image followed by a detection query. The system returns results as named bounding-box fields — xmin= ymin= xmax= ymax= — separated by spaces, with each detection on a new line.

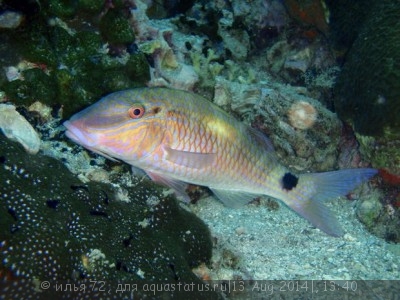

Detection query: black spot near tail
xmin=281 ymin=172 xmax=298 ymax=191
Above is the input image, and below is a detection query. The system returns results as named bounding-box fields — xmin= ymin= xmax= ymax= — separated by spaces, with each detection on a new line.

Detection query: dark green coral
xmin=77 ymin=0 xmax=104 ymax=13
xmin=0 ymin=3 xmax=149 ymax=118
xmin=0 ymin=134 xmax=216 ymax=298
xmin=46 ymin=0 xmax=77 ymax=18
xmin=325 ymin=0 xmax=372 ymax=49
xmin=100 ymin=10 xmax=135 ymax=45
xmin=4 ymin=69 xmax=58 ymax=107
xmin=332 ymin=0 xmax=400 ymax=137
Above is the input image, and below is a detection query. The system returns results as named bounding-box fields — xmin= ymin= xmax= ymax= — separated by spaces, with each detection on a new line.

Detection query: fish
xmin=63 ymin=87 xmax=377 ymax=237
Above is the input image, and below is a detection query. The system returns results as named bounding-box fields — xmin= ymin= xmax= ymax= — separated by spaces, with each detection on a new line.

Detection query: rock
xmin=0 ymin=104 xmax=40 ymax=154
xmin=355 ymin=186 xmax=400 ymax=243
xmin=0 ymin=11 xmax=24 ymax=29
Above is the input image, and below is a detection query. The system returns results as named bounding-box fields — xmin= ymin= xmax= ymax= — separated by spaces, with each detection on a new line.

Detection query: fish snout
xmin=63 ymin=120 xmax=97 ymax=148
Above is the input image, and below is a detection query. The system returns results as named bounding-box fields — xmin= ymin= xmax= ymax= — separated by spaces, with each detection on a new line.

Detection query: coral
xmin=329 ymin=0 xmax=400 ymax=183
xmin=0 ymin=134 xmax=217 ymax=298
xmin=181 ymin=0 xmax=323 ymax=89
xmin=225 ymin=61 xmax=257 ymax=84
xmin=190 ymin=49 xmax=224 ymax=88
xmin=217 ymin=13 xmax=250 ymax=61
xmin=336 ymin=124 xmax=365 ymax=169
xmin=333 ymin=1 xmax=400 ymax=138
xmin=46 ymin=0 xmax=76 ymax=18
xmin=266 ymin=39 xmax=336 ymax=86
xmin=99 ymin=10 xmax=135 ymax=45
xmin=0 ymin=1 xmax=150 ymax=118
xmin=184 ymin=0 xmax=288 ymax=47
xmin=355 ymin=183 xmax=400 ymax=243
xmin=77 ymin=0 xmax=106 ymax=14
xmin=325 ymin=0 xmax=372 ymax=49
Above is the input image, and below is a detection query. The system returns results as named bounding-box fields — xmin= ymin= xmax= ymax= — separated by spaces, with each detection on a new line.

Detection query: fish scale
xmin=64 ymin=87 xmax=377 ymax=236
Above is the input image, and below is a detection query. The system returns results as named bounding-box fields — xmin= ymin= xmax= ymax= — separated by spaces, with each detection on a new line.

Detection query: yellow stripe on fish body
xmin=63 ymin=87 xmax=377 ymax=237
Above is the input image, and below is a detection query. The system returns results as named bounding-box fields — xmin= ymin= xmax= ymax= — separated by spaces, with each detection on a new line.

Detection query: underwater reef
xmin=0 ymin=0 xmax=399 ymax=290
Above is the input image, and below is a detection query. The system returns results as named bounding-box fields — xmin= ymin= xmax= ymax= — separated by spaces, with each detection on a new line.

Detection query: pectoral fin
xmin=146 ymin=171 xmax=190 ymax=202
xmin=164 ymin=146 xmax=216 ymax=169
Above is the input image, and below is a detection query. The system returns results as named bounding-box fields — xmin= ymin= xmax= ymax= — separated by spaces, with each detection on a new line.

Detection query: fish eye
xmin=128 ymin=105 xmax=145 ymax=119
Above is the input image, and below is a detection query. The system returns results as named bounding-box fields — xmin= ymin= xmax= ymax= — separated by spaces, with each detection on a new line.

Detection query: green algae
xmin=3 ymin=68 xmax=58 ymax=107
xmin=77 ymin=0 xmax=104 ymax=13
xmin=46 ymin=0 xmax=77 ymax=18
xmin=0 ymin=3 xmax=149 ymax=118
xmin=357 ymin=133 xmax=400 ymax=175
xmin=100 ymin=10 xmax=135 ymax=45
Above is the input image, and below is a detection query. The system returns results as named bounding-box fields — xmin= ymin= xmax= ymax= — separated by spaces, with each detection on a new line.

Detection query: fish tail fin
xmin=284 ymin=168 xmax=377 ymax=237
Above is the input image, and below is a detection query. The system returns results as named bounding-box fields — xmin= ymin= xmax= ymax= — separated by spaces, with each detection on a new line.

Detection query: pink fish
xmin=64 ymin=88 xmax=377 ymax=236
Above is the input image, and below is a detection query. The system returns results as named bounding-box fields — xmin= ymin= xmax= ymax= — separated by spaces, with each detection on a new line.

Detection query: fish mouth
xmin=63 ymin=120 xmax=119 ymax=162
xmin=63 ymin=120 xmax=97 ymax=148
